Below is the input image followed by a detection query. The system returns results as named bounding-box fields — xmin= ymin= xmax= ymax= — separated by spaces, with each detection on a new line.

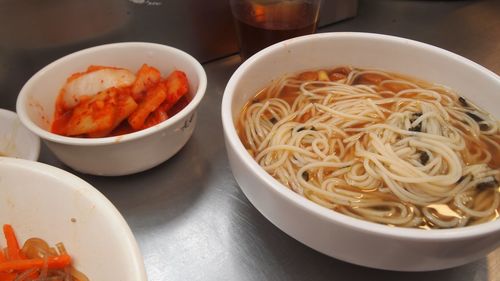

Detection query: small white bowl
xmin=0 ymin=108 xmax=40 ymax=160
xmin=16 ymin=42 xmax=207 ymax=176
xmin=0 ymin=157 xmax=147 ymax=280
xmin=221 ymin=32 xmax=500 ymax=271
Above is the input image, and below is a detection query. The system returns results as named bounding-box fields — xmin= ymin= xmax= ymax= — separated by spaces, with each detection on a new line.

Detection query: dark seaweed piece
xmin=409 ymin=123 xmax=422 ymax=132
xmin=269 ymin=117 xmax=277 ymax=124
xmin=302 ymin=171 xmax=310 ymax=181
xmin=466 ymin=112 xmax=483 ymax=122
xmin=458 ymin=96 xmax=469 ymax=107
xmin=477 ymin=178 xmax=499 ymax=190
xmin=409 ymin=112 xmax=423 ymax=132
xmin=479 ymin=123 xmax=490 ymax=131
xmin=411 ymin=112 xmax=423 ymax=119
xmin=297 ymin=126 xmax=316 ymax=132
xmin=419 ymin=151 xmax=430 ymax=165
xmin=457 ymin=176 xmax=465 ymax=183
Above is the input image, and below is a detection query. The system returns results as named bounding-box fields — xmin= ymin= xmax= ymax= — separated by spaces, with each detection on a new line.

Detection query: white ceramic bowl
xmin=0 ymin=157 xmax=147 ymax=280
xmin=221 ymin=32 xmax=500 ymax=271
xmin=16 ymin=42 xmax=207 ymax=176
xmin=0 ymin=108 xmax=40 ymax=160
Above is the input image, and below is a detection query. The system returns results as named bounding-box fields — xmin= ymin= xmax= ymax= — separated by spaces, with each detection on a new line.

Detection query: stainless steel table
xmin=1 ymin=0 xmax=499 ymax=280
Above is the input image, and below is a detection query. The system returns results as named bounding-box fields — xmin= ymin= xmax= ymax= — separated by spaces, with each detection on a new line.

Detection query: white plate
xmin=0 ymin=157 xmax=147 ymax=280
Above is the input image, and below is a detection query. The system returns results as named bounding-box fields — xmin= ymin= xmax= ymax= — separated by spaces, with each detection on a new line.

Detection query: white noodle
xmin=238 ymin=67 xmax=500 ymax=229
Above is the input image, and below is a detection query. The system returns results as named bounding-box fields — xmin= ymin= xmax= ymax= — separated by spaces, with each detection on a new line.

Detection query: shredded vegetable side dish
xmin=0 ymin=224 xmax=89 ymax=281
xmin=51 ymin=64 xmax=190 ymax=138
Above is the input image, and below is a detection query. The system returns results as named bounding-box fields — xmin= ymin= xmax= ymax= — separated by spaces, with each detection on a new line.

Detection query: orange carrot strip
xmin=0 ymin=254 xmax=71 ymax=272
xmin=2 ymin=225 xmax=21 ymax=260
xmin=0 ymin=272 xmax=17 ymax=281
xmin=0 ymin=250 xmax=6 ymax=262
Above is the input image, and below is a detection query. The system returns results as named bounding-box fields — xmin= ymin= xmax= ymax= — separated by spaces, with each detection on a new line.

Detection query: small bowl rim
xmin=16 ymin=42 xmax=207 ymax=146
xmin=0 ymin=108 xmax=40 ymax=160
xmin=221 ymin=32 xmax=500 ymax=241
xmin=0 ymin=157 xmax=147 ymax=280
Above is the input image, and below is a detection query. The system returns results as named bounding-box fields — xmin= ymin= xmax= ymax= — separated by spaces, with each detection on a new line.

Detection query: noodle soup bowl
xmin=16 ymin=42 xmax=207 ymax=176
xmin=221 ymin=32 xmax=500 ymax=271
xmin=0 ymin=157 xmax=147 ymax=280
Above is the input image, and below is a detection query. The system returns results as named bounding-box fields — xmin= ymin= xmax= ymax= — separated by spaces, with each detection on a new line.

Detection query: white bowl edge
xmin=221 ymin=31 xmax=500 ymax=269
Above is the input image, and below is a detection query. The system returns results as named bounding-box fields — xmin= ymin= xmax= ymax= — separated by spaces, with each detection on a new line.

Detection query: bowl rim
xmin=16 ymin=42 xmax=207 ymax=146
xmin=221 ymin=31 xmax=500 ymax=241
xmin=0 ymin=108 xmax=40 ymax=160
xmin=0 ymin=157 xmax=147 ymax=280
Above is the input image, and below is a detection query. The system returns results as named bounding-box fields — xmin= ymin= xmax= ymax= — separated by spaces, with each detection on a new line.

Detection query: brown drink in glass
xmin=230 ymin=0 xmax=322 ymax=61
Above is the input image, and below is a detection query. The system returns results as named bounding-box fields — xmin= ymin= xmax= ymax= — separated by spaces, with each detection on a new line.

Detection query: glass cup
xmin=230 ymin=0 xmax=322 ymax=61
